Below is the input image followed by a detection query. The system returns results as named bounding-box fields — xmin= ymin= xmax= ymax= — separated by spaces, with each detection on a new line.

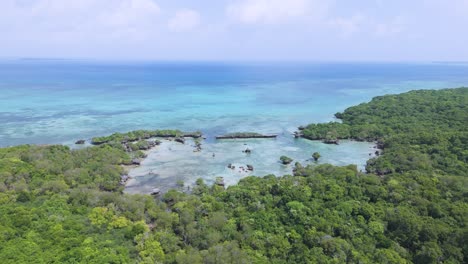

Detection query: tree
xmin=280 ymin=156 xmax=293 ymax=165
xmin=312 ymin=152 xmax=321 ymax=161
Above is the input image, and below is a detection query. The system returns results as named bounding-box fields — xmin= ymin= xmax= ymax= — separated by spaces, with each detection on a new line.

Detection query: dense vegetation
xmin=0 ymin=88 xmax=466 ymax=263
xmin=91 ymin=130 xmax=202 ymax=145
xmin=302 ymin=88 xmax=468 ymax=176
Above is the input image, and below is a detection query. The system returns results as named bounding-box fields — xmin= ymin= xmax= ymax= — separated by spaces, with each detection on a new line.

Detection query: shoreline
xmin=122 ymin=134 xmax=378 ymax=195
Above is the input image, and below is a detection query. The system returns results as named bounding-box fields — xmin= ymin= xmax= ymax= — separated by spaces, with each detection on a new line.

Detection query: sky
xmin=1 ymin=0 xmax=467 ymax=61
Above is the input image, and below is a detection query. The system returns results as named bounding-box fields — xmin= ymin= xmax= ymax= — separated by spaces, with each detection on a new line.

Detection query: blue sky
xmin=1 ymin=0 xmax=467 ymax=61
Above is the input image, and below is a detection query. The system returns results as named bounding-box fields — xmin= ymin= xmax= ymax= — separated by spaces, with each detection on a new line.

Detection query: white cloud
xmin=0 ymin=0 xmax=161 ymax=41
xmin=168 ymin=9 xmax=201 ymax=32
xmin=329 ymin=15 xmax=407 ymax=38
xmin=226 ymin=0 xmax=330 ymax=24
xmin=374 ymin=16 xmax=405 ymax=37
xmin=329 ymin=14 xmax=366 ymax=37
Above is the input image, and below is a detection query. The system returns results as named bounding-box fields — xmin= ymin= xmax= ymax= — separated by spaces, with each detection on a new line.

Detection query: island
xmin=91 ymin=129 xmax=202 ymax=145
xmin=215 ymin=132 xmax=277 ymax=139
xmin=0 ymin=88 xmax=466 ymax=263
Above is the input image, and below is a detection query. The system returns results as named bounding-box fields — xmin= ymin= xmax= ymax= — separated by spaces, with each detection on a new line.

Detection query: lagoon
xmin=1 ymin=60 xmax=468 ymax=192
xmin=125 ymin=137 xmax=375 ymax=194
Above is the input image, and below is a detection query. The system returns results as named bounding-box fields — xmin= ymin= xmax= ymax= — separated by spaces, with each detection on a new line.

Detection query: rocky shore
xmin=216 ymin=132 xmax=277 ymax=139
xmin=90 ymin=129 xmax=202 ymax=145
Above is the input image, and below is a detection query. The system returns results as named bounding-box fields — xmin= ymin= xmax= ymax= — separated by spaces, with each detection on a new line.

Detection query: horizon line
xmin=1 ymin=57 xmax=468 ymax=65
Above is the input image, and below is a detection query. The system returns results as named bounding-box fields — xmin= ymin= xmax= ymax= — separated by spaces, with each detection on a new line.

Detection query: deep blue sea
xmin=1 ymin=60 xmax=468 ymax=192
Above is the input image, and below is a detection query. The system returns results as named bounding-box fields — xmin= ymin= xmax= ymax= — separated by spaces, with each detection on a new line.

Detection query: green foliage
xmin=91 ymin=129 xmax=201 ymax=145
xmin=303 ymin=88 xmax=468 ymax=176
xmin=0 ymin=144 xmax=153 ymax=263
xmin=302 ymin=122 xmax=351 ymax=140
xmin=280 ymin=155 xmax=293 ymax=165
xmin=0 ymin=88 xmax=466 ymax=263
xmin=312 ymin=152 xmax=321 ymax=161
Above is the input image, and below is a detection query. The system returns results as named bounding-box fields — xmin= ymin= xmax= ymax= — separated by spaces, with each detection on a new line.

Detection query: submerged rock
xmin=216 ymin=132 xmax=277 ymax=139
xmin=175 ymin=137 xmax=185 ymax=144
xmin=150 ymin=188 xmax=161 ymax=196
xmin=293 ymin=131 xmax=303 ymax=138
xmin=280 ymin=156 xmax=293 ymax=165
xmin=75 ymin=139 xmax=85 ymax=145
xmin=132 ymin=159 xmax=142 ymax=165
xmin=323 ymin=139 xmax=340 ymax=145
xmin=247 ymin=164 xmax=254 ymax=171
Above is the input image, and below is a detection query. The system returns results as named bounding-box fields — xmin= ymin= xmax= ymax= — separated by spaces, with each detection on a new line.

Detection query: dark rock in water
xmin=280 ymin=156 xmax=293 ymax=165
xmin=150 ymin=188 xmax=161 ymax=196
xmin=323 ymin=139 xmax=339 ymax=145
xmin=293 ymin=131 xmax=303 ymax=138
xmin=375 ymin=151 xmax=380 ymax=156
xmin=298 ymin=126 xmax=305 ymax=131
xmin=227 ymin=163 xmax=233 ymax=169
xmin=75 ymin=139 xmax=85 ymax=145
xmin=175 ymin=137 xmax=185 ymax=144
xmin=243 ymin=148 xmax=251 ymax=153
xmin=216 ymin=132 xmax=277 ymax=139
xmin=132 ymin=159 xmax=142 ymax=165
xmin=247 ymin=164 xmax=254 ymax=171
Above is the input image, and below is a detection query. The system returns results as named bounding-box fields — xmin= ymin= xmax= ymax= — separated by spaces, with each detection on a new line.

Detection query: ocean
xmin=1 ymin=60 xmax=468 ymax=192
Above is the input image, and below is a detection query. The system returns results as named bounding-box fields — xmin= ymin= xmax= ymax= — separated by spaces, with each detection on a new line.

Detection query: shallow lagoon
xmin=1 ymin=61 xmax=468 ymax=193
xmin=125 ymin=135 xmax=375 ymax=194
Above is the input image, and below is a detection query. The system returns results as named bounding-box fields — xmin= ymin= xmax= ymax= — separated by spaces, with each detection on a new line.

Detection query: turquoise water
xmin=1 ymin=60 xmax=468 ymax=192
xmin=125 ymin=138 xmax=376 ymax=194
xmin=2 ymin=60 xmax=468 ymax=147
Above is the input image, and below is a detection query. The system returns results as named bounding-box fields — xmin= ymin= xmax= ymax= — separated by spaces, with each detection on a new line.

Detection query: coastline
xmin=121 ymin=133 xmax=377 ymax=194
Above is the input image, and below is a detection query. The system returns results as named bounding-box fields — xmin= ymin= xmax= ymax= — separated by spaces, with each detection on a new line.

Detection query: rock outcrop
xmin=216 ymin=132 xmax=277 ymax=139
xmin=150 ymin=188 xmax=161 ymax=196
xmin=323 ymin=139 xmax=340 ymax=145
xmin=175 ymin=137 xmax=185 ymax=144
